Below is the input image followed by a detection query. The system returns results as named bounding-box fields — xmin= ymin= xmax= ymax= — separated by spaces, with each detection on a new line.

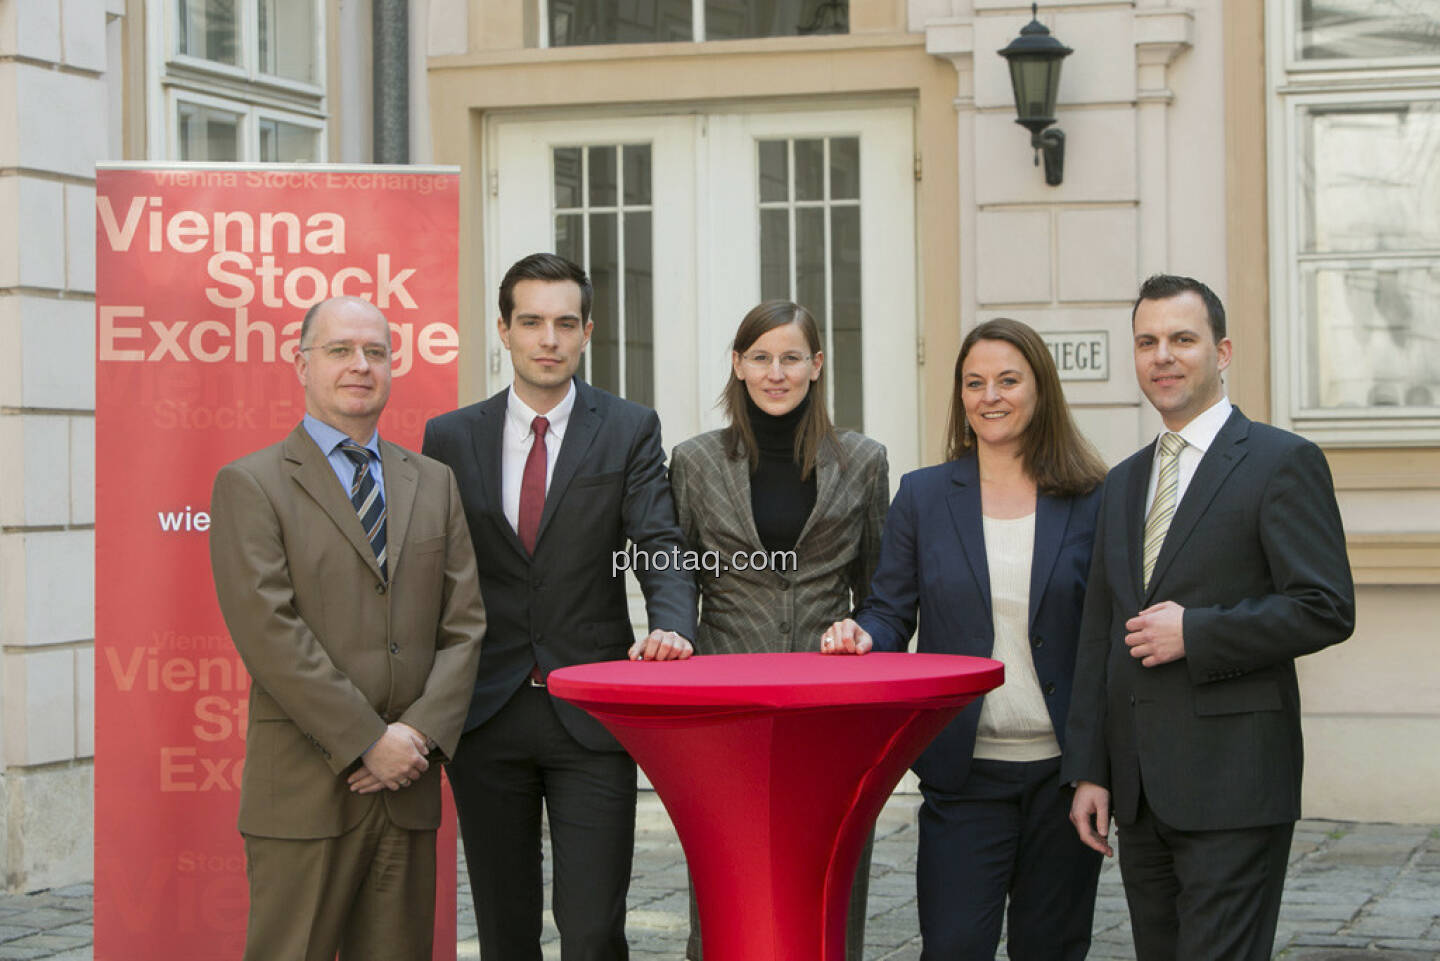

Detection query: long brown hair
xmin=944 ymin=318 xmax=1107 ymax=496
xmin=721 ymin=300 xmax=841 ymax=480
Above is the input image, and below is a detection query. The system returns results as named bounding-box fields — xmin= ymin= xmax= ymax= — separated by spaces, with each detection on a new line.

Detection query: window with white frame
xmin=544 ymin=0 xmax=848 ymax=46
xmin=1269 ymin=0 xmax=1440 ymax=443
xmin=154 ymin=0 xmax=326 ymax=162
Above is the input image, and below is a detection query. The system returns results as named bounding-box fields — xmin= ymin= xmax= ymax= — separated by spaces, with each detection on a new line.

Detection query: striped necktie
xmin=1142 ymin=431 xmax=1186 ymax=590
xmin=340 ymin=441 xmax=388 ymax=580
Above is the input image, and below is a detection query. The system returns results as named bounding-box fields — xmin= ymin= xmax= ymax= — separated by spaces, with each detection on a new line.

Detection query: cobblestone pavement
xmin=3 ymin=793 xmax=1436 ymax=960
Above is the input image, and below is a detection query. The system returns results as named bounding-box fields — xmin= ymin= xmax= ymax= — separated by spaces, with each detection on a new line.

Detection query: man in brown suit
xmin=210 ymin=296 xmax=486 ymax=961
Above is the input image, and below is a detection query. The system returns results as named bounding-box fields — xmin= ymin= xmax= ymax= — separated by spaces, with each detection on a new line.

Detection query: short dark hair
xmin=1132 ymin=274 xmax=1226 ymax=342
xmin=498 ymin=253 xmax=592 ymax=325
xmin=945 ymin=317 xmax=1107 ymax=497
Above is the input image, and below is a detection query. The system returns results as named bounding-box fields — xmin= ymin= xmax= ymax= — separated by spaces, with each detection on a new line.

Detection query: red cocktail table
xmin=548 ymin=652 xmax=1003 ymax=961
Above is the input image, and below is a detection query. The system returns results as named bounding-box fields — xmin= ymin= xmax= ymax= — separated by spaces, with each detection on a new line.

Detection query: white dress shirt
xmin=1143 ymin=396 xmax=1233 ymax=515
xmin=501 ymin=381 xmax=577 ymax=534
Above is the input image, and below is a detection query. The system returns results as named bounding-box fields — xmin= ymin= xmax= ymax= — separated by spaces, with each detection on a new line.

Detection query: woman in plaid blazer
xmin=670 ymin=300 xmax=889 ymax=961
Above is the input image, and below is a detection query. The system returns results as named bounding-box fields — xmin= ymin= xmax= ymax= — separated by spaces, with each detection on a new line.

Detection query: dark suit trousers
xmin=449 ymin=682 xmax=638 ymax=961
xmin=917 ymin=757 xmax=1101 ymax=961
xmin=1119 ymin=794 xmax=1292 ymax=961
xmin=242 ymin=799 xmax=437 ymax=961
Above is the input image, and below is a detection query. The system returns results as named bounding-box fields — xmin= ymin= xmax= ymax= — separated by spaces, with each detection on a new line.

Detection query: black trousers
xmin=448 ymin=683 xmax=638 ymax=961
xmin=917 ymin=757 xmax=1101 ymax=961
xmin=1118 ymin=793 xmax=1293 ymax=961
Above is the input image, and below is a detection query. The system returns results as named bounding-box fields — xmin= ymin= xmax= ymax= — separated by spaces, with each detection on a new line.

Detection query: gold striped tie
xmin=1142 ymin=432 xmax=1186 ymax=590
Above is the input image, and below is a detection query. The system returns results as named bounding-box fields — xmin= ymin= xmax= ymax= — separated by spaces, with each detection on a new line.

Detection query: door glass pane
xmin=1303 ymin=103 xmax=1440 ymax=253
xmin=590 ymin=212 xmax=621 ymax=393
xmin=552 ymin=144 xmax=655 ymax=405
xmin=704 ymin=0 xmax=848 ymax=39
xmin=549 ymin=0 xmax=693 ymax=45
xmin=177 ymin=0 xmax=239 ymax=66
xmin=177 ymin=101 xmax=241 ymax=161
xmin=1303 ymin=264 xmax=1440 ymax=410
xmin=1299 ymin=0 xmax=1440 ymax=61
xmin=831 ymin=205 xmax=863 ymax=430
xmin=757 ymin=135 xmax=863 ymax=430
xmin=625 ymin=213 xmax=655 ymax=405
xmin=760 ymin=209 xmax=791 ymax=301
xmin=259 ymin=118 xmax=319 ymax=162
xmin=258 ymin=0 xmax=318 ymax=83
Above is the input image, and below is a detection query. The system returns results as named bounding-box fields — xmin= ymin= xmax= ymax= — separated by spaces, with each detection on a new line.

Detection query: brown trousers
xmin=242 ymin=798 xmax=437 ymax=961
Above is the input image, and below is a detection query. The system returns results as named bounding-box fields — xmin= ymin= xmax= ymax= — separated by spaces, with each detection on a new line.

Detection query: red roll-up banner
xmin=94 ymin=165 xmax=463 ymax=961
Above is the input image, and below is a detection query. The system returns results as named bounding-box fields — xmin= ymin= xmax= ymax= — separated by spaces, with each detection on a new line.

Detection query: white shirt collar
xmin=1162 ymin=396 xmax=1232 ymax=456
xmin=505 ymin=379 xmax=576 ymax=442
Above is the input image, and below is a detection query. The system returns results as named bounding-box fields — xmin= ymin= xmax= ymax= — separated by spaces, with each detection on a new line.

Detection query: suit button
xmin=532 ymin=576 xmax=543 ymax=589
xmin=1032 ymin=636 xmax=1044 ymax=648
xmin=535 ymin=634 xmax=544 ymax=645
xmin=389 ymin=643 xmax=399 ymax=655
xmin=779 ymin=623 xmax=790 ymax=633
xmin=1129 ymin=695 xmax=1136 ymax=706
xmin=778 ymin=578 xmax=791 ymax=590
xmin=1043 ymin=682 xmax=1056 ymax=695
xmin=375 ymin=582 xmax=386 ymax=595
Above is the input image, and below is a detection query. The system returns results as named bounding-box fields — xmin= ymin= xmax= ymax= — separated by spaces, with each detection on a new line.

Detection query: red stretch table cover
xmin=549 ymin=653 xmax=1003 ymax=961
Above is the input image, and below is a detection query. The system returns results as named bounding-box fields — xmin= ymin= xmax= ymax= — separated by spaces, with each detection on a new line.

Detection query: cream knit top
xmin=973 ymin=512 xmax=1061 ymax=762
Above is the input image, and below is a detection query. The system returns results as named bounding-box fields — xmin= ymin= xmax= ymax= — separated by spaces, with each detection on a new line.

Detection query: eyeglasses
xmin=301 ymin=341 xmax=392 ymax=365
xmin=741 ymin=351 xmax=812 ymax=371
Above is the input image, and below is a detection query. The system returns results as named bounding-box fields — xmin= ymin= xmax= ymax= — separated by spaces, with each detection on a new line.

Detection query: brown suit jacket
xmin=210 ymin=423 xmax=486 ymax=839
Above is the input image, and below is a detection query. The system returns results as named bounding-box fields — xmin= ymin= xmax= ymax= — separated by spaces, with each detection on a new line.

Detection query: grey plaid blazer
xmin=670 ymin=429 xmax=889 ymax=655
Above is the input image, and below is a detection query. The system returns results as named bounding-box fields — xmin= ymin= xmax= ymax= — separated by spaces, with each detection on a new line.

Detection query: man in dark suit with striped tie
xmin=1063 ymin=275 xmax=1355 ymax=961
xmin=210 ymin=296 xmax=486 ymax=961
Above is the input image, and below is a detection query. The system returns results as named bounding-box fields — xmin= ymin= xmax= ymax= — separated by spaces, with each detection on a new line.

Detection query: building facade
xmin=0 ymin=0 xmax=1435 ymax=891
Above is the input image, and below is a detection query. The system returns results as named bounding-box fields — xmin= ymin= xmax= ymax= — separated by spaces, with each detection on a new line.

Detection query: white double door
xmin=487 ymin=105 xmax=919 ymax=480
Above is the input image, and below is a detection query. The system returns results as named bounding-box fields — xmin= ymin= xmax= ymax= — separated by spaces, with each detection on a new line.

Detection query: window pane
xmin=555 ymin=213 xmax=584 ymax=265
xmin=625 ymin=212 xmax=654 ymax=406
xmin=830 ymin=137 xmax=859 ymax=200
xmin=623 ymin=145 xmax=652 ymax=205
xmin=177 ymin=101 xmax=241 ymax=161
xmin=258 ymin=0 xmax=317 ymax=83
xmin=794 ymin=139 xmax=825 ymax=202
xmin=831 ymin=205 xmax=862 ymax=431
xmin=796 ymin=207 xmax=827 ymax=324
xmin=1303 ymin=104 xmax=1440 ymax=253
xmin=589 ymin=213 xmax=621 ymax=392
xmin=589 ymin=146 xmax=618 ymax=207
xmin=759 ymin=140 xmax=788 ymax=203
xmin=760 ymin=209 xmax=790 ymax=301
xmin=704 ymin=0 xmax=848 ymax=39
xmin=1304 ymin=265 xmax=1440 ymax=409
xmin=549 ymin=0 xmax=693 ymax=45
xmin=1299 ymin=0 xmax=1440 ymax=61
xmin=178 ymin=0 xmax=239 ymax=65
xmin=259 ymin=118 xmax=319 ymax=163
xmin=555 ymin=147 xmax=583 ymax=209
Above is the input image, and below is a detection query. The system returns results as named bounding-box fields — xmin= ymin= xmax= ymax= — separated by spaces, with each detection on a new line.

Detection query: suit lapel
xmin=471 ymin=392 xmax=528 ymax=559
xmin=537 ymin=379 xmax=601 ymax=546
xmin=1143 ymin=409 xmax=1250 ymax=604
xmin=793 ymin=442 xmax=839 ymax=551
xmin=1028 ymin=493 xmax=1071 ymax=627
xmin=379 ymin=440 xmax=417 ymax=576
xmin=945 ymin=458 xmax=992 ymax=621
xmin=719 ymin=444 xmax=765 ymax=551
xmin=1124 ymin=444 xmax=1154 ymax=601
xmin=285 ymin=425 xmax=385 ymax=581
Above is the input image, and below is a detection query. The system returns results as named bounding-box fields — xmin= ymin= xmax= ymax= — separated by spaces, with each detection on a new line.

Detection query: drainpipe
xmin=373 ymin=0 xmax=409 ymax=163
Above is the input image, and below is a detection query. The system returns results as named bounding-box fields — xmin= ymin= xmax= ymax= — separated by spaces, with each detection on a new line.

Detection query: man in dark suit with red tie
xmin=1063 ymin=275 xmax=1355 ymax=961
xmin=422 ymin=253 xmax=697 ymax=961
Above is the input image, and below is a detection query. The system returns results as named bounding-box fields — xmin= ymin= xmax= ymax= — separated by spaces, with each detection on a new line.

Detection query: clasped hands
xmin=348 ymin=721 xmax=430 ymax=795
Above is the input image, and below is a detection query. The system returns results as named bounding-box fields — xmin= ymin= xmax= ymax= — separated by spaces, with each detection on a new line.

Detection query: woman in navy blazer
xmin=824 ymin=318 xmax=1108 ymax=960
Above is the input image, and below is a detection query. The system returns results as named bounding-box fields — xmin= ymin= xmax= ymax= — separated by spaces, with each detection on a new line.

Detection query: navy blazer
xmin=857 ymin=454 xmax=1101 ymax=793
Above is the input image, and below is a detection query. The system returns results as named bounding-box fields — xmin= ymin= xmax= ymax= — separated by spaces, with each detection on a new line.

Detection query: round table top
xmin=548 ymin=652 xmax=1004 ymax=712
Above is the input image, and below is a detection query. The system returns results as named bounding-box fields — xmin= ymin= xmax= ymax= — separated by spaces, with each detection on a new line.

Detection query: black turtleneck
xmin=747 ymin=392 xmax=818 ymax=552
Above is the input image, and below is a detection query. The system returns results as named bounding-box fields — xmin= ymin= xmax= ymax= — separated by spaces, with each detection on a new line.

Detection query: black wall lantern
xmin=997 ymin=4 xmax=1072 ymax=186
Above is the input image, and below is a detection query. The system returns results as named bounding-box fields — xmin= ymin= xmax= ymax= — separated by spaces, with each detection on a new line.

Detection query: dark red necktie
xmin=517 ymin=416 xmax=549 ymax=554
